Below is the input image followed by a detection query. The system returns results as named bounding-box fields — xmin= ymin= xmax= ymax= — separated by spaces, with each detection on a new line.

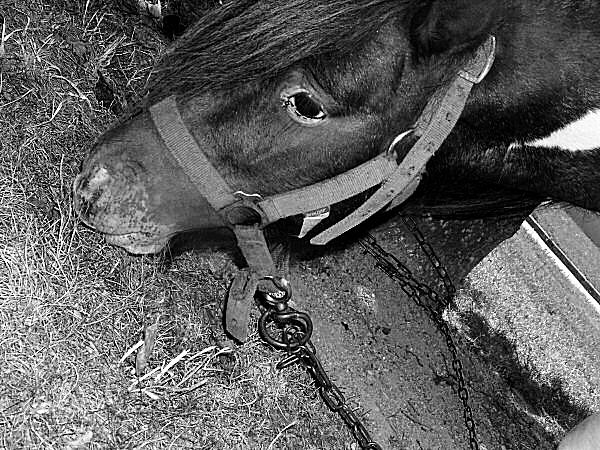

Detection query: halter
xmin=149 ymin=36 xmax=496 ymax=341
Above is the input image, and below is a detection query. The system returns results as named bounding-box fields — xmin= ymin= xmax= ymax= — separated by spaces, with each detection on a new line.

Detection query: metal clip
xmin=234 ymin=191 xmax=263 ymax=202
xmin=260 ymin=276 xmax=293 ymax=305
xmin=256 ymin=276 xmax=313 ymax=351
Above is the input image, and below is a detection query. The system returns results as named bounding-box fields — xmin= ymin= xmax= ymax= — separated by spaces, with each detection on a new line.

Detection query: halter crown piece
xmin=149 ymin=36 xmax=497 ymax=341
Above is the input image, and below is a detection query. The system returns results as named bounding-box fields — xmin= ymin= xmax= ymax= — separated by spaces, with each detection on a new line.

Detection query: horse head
xmin=73 ymin=0 xmax=600 ymax=254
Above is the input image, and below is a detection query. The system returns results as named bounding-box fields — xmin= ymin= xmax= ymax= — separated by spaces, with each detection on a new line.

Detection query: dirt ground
xmin=168 ymin=202 xmax=600 ymax=450
xmin=1 ymin=1 xmax=598 ymax=449
xmin=280 ymin=212 xmax=595 ymax=450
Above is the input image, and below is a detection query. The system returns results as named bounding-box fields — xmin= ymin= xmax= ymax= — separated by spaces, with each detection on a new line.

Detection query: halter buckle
xmin=220 ymin=191 xmax=267 ymax=227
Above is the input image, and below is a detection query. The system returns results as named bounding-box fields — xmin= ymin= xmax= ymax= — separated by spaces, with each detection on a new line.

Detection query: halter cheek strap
xmin=311 ymin=35 xmax=496 ymax=243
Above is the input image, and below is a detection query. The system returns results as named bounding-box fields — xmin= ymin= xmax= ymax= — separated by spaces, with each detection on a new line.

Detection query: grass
xmin=0 ymin=1 xmax=349 ymax=448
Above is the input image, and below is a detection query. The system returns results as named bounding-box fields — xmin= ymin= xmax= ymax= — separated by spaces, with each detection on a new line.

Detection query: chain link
xmin=359 ymin=217 xmax=479 ymax=450
xmin=293 ymin=344 xmax=384 ymax=450
xmin=257 ymin=280 xmax=384 ymax=450
xmin=256 ymin=216 xmax=478 ymax=449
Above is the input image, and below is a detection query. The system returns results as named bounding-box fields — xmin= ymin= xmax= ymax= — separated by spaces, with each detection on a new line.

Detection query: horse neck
xmin=438 ymin=1 xmax=600 ymax=213
xmin=506 ymin=1 xmax=600 ymax=79
xmin=461 ymin=1 xmax=600 ymax=144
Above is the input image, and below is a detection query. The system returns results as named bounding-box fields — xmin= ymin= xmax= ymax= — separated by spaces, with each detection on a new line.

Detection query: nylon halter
xmin=148 ymin=36 xmax=496 ymax=340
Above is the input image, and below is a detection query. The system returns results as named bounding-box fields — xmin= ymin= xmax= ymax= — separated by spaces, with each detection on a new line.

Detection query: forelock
xmin=147 ymin=0 xmax=411 ymax=102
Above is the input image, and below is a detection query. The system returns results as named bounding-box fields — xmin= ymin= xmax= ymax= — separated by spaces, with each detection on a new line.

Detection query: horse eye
xmin=283 ymin=91 xmax=327 ymax=123
xmin=290 ymin=93 xmax=325 ymax=119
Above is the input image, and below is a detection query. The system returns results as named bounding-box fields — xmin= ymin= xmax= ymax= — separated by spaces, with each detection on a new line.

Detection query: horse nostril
xmin=73 ymin=194 xmax=93 ymax=217
xmin=73 ymin=166 xmax=112 ymax=215
xmin=73 ymin=173 xmax=88 ymax=195
xmin=77 ymin=166 xmax=110 ymax=194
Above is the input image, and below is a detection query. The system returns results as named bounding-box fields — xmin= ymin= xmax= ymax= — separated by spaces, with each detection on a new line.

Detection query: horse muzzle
xmin=73 ymin=111 xmax=227 ymax=254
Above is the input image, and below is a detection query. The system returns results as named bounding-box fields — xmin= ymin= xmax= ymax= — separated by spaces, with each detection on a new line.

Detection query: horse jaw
xmin=104 ymin=232 xmax=172 ymax=255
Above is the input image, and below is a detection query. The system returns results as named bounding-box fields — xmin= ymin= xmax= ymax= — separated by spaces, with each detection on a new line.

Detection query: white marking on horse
xmin=525 ymin=109 xmax=600 ymax=151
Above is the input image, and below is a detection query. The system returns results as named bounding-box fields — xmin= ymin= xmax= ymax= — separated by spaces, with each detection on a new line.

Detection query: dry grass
xmin=0 ymin=1 xmax=347 ymax=448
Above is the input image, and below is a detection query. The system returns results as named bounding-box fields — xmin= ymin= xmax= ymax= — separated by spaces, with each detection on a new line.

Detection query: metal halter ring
xmin=387 ymin=129 xmax=414 ymax=155
xmin=220 ymin=191 xmax=267 ymax=227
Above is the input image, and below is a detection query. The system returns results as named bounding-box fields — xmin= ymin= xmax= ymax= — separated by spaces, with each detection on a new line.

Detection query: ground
xmin=1 ymin=1 xmax=598 ymax=449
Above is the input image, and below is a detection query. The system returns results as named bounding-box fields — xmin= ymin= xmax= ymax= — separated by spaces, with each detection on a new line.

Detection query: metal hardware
xmin=261 ymin=275 xmax=293 ymax=304
xmin=234 ymin=191 xmax=263 ymax=202
xmin=459 ymin=36 xmax=496 ymax=84
xmin=387 ymin=129 xmax=414 ymax=155
xmin=256 ymin=277 xmax=383 ymax=450
xmin=222 ymin=192 xmax=267 ymax=227
xmin=257 ymin=276 xmax=312 ymax=351
xmin=359 ymin=217 xmax=479 ymax=450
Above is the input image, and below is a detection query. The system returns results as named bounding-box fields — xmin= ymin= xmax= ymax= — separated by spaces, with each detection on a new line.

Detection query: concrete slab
xmin=285 ymin=209 xmax=598 ymax=449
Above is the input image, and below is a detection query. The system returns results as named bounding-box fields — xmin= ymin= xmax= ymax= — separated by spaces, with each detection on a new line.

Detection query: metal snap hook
xmin=257 ymin=309 xmax=313 ymax=351
xmin=261 ymin=276 xmax=292 ymax=305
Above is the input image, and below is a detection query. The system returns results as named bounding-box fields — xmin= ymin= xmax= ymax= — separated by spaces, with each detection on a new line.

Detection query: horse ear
xmin=410 ymin=0 xmax=500 ymax=56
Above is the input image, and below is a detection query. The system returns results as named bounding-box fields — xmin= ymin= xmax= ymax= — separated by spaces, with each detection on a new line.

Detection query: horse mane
xmin=147 ymin=0 xmax=413 ymax=102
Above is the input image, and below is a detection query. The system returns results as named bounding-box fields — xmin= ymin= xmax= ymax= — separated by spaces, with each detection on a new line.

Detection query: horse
xmin=73 ymin=0 xmax=600 ymax=447
xmin=74 ymin=0 xmax=600 ymax=253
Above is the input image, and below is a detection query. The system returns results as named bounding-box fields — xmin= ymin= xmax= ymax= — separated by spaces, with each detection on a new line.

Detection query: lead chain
xmin=291 ymin=344 xmax=384 ymax=450
xmin=257 ymin=217 xmax=478 ymax=449
xmin=257 ymin=289 xmax=384 ymax=450
xmin=359 ymin=218 xmax=479 ymax=450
